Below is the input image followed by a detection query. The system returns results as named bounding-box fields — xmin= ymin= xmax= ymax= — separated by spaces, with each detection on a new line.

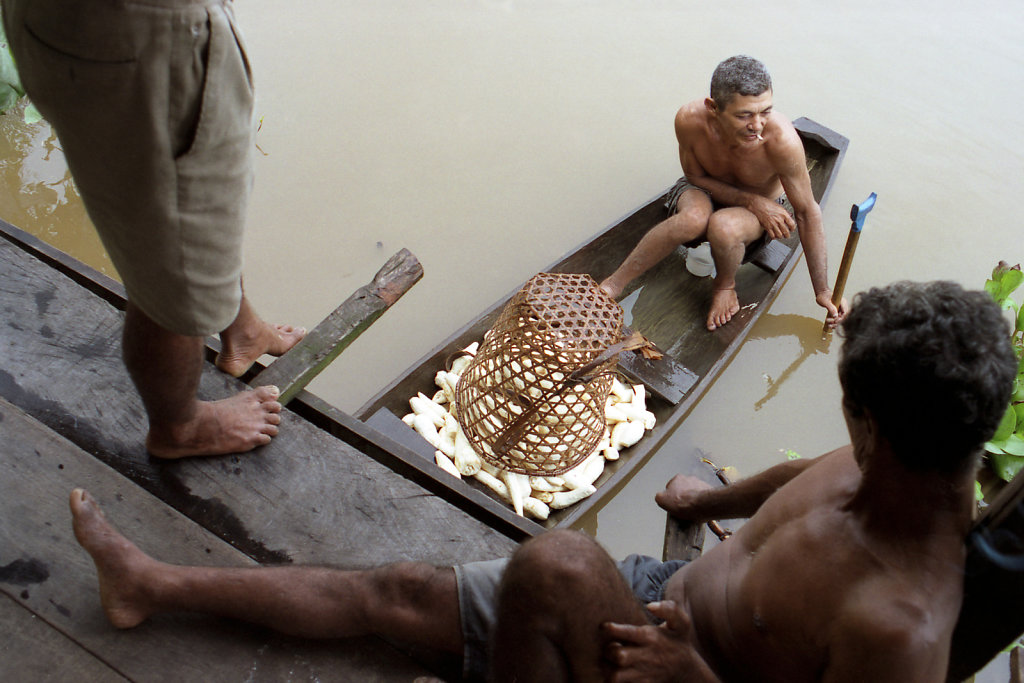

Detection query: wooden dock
xmin=0 ymin=223 xmax=518 ymax=680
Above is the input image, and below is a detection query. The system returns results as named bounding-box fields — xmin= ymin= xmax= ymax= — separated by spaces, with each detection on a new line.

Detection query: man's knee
xmin=503 ymin=530 xmax=613 ymax=598
xmin=707 ymin=210 xmax=759 ymax=246
xmin=665 ymin=206 xmax=710 ymax=244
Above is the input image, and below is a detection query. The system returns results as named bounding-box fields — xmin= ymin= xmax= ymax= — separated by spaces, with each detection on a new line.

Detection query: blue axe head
xmin=850 ymin=192 xmax=877 ymax=232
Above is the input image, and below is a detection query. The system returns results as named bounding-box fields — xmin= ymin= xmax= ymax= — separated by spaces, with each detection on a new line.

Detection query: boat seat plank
xmin=616 ymin=351 xmax=698 ymax=405
xmin=0 ymin=227 xmax=517 ymax=571
xmin=254 ymin=248 xmax=423 ymax=405
xmin=0 ymin=397 xmax=430 ymax=681
xmin=748 ymin=239 xmax=792 ymax=273
xmin=366 ymin=406 xmax=438 ymax=461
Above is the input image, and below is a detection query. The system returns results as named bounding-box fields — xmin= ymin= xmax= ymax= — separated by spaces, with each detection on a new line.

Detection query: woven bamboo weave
xmin=454 ymin=273 xmax=624 ymax=475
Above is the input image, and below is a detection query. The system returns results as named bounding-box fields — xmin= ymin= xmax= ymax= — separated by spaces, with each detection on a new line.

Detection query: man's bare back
xmin=660 ymin=446 xmax=970 ymax=682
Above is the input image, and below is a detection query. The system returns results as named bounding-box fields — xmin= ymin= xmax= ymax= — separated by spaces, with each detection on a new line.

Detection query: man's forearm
xmin=685 ymin=174 xmax=758 ymax=210
xmin=666 ymin=458 xmax=821 ymax=521
xmin=795 ymin=207 xmax=831 ymax=297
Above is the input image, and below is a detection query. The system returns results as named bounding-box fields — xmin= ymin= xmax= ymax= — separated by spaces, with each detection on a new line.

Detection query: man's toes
xmin=254 ymin=385 xmax=281 ymax=402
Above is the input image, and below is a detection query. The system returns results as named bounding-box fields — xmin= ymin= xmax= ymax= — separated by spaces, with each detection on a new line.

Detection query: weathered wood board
xmin=0 ymin=594 xmax=129 ymax=681
xmin=0 ymin=221 xmax=520 ymax=678
xmin=0 ymin=397 xmax=429 ymax=681
xmin=253 ymin=247 xmax=424 ymax=404
xmin=0 ymin=232 xmax=516 ymax=568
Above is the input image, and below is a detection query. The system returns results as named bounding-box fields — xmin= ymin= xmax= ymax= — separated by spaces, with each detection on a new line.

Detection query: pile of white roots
xmin=402 ymin=342 xmax=656 ymax=520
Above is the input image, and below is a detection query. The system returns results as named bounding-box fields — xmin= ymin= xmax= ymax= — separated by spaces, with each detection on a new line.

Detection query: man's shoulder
xmin=674 ymin=100 xmax=708 ymax=128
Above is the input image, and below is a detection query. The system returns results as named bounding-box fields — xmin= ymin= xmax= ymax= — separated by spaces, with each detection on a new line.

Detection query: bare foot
xmin=599 ymin=279 xmax=623 ymax=301
xmin=146 ymin=385 xmax=283 ymax=459
xmin=216 ymin=319 xmax=306 ymax=378
xmin=707 ymin=288 xmax=740 ymax=331
xmin=70 ymin=488 xmax=157 ymax=629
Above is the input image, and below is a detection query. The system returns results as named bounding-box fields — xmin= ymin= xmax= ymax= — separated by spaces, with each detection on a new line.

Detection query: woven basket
xmin=454 ymin=272 xmax=624 ymax=475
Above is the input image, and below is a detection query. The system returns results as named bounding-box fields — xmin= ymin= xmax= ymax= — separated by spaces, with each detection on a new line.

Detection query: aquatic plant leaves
xmin=989 ymin=450 xmax=1024 ymax=483
xmin=0 ymin=14 xmax=34 ymax=120
xmin=22 ymin=101 xmax=40 ymax=124
xmin=0 ymin=83 xmax=18 ymax=113
xmin=0 ymin=16 xmax=23 ymax=96
xmin=992 ymin=405 xmax=1016 ymax=443
xmin=984 ymin=261 xmax=1024 ymax=481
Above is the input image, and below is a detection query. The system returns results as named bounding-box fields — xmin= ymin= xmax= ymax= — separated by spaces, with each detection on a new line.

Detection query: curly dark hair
xmin=838 ymin=281 xmax=1017 ymax=474
xmin=710 ymin=55 xmax=772 ymax=109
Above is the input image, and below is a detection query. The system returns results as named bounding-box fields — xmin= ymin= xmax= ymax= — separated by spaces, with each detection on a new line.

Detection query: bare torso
xmin=663 ymin=448 xmax=967 ymax=682
xmin=675 ymin=99 xmax=792 ymax=200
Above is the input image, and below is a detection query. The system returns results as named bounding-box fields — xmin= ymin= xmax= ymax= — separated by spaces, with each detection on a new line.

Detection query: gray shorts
xmin=664 ymin=176 xmax=794 ymax=216
xmin=664 ymin=176 xmax=793 ymax=257
xmin=4 ymin=0 xmax=254 ymax=335
xmin=454 ymin=554 xmax=686 ymax=681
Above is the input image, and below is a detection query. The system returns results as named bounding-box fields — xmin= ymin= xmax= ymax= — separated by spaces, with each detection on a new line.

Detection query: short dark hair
xmin=838 ymin=281 xmax=1017 ymax=474
xmin=710 ymin=55 xmax=772 ymax=109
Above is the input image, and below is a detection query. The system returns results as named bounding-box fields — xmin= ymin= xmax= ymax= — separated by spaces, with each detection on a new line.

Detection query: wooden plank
xmin=0 ymin=397 xmax=432 ymax=681
xmin=366 ymin=407 xmax=438 ymax=461
xmin=749 ymin=239 xmax=791 ymax=273
xmin=0 ymin=229 xmax=519 ymax=567
xmin=617 ymin=351 xmax=698 ymax=406
xmin=0 ymin=218 xmax=127 ymax=311
xmin=0 ymin=594 xmax=128 ymax=681
xmin=289 ymin=391 xmax=546 ymax=540
xmin=662 ymin=518 xmax=706 ymax=563
xmin=253 ymin=249 xmax=423 ymax=405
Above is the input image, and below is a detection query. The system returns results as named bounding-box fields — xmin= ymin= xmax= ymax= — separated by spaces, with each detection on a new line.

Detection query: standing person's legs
xmin=123 ymin=301 xmax=284 ymax=459
xmin=488 ymin=530 xmax=648 ymax=682
xmin=600 ymin=188 xmax=713 ymax=300
xmin=70 ymin=489 xmax=464 ymax=652
xmin=216 ymin=291 xmax=306 ymax=378
xmin=6 ymin=0 xmax=305 ymax=455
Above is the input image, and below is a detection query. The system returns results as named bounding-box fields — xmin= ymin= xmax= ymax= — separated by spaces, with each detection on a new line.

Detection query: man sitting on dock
xmin=69 ymin=280 xmax=1013 ymax=681
xmin=600 ymin=55 xmax=847 ymax=331
xmin=2 ymin=0 xmax=305 ymax=458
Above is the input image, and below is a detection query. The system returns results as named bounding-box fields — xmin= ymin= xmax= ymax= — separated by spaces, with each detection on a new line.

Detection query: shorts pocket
xmin=175 ymin=5 xmax=253 ymax=162
xmin=24 ymin=0 xmax=137 ymax=63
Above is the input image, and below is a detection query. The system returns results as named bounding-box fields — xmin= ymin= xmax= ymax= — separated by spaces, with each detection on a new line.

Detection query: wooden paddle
xmin=822 ymin=193 xmax=877 ymax=335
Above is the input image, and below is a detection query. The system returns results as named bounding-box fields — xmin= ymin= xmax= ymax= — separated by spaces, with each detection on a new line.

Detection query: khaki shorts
xmin=4 ymin=0 xmax=254 ymax=335
xmin=454 ymin=554 xmax=687 ymax=681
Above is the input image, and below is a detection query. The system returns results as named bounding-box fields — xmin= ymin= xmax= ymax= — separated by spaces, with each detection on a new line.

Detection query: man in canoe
xmin=69 ymin=280 xmax=1013 ymax=681
xmin=600 ymin=55 xmax=847 ymax=331
xmin=2 ymin=0 xmax=305 ymax=458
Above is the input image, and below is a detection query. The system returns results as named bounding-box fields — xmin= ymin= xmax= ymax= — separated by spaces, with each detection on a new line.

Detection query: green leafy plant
xmin=0 ymin=13 xmax=41 ymax=122
xmin=983 ymin=262 xmax=1024 ymax=481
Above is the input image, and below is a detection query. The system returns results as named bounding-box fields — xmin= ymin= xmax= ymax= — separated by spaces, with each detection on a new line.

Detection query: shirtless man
xmin=601 ymin=55 xmax=846 ymax=331
xmin=69 ymin=280 xmax=1014 ymax=681
xmin=3 ymin=0 xmax=305 ymax=457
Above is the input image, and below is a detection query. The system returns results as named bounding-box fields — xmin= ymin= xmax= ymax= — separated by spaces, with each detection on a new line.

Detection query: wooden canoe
xmin=356 ymin=117 xmax=849 ymax=537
